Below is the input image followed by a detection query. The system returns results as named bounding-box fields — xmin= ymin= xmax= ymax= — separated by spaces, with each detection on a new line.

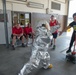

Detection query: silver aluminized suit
xmin=18 ymin=21 xmax=60 ymax=75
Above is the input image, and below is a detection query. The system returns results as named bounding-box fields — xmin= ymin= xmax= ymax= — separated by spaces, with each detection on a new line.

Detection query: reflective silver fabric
xmin=50 ymin=25 xmax=60 ymax=33
xmin=18 ymin=21 xmax=58 ymax=75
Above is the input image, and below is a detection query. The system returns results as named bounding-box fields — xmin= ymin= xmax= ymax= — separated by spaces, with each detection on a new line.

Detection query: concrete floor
xmin=0 ymin=32 xmax=76 ymax=75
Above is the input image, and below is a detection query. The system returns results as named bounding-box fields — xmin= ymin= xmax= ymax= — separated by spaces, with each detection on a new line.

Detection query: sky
xmin=68 ymin=0 xmax=76 ymax=18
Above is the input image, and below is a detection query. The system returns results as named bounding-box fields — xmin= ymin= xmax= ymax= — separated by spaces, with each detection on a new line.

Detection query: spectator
xmin=12 ymin=23 xmax=25 ymax=50
xmin=49 ymin=15 xmax=60 ymax=49
xmin=24 ymin=23 xmax=34 ymax=46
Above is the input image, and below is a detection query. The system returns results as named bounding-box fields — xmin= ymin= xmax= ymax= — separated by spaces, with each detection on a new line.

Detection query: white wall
xmin=0 ymin=0 xmax=68 ymax=15
xmin=0 ymin=10 xmax=12 ymax=44
xmin=0 ymin=23 xmax=6 ymax=44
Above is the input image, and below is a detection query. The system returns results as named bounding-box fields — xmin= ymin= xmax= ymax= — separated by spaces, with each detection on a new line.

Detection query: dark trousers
xmin=68 ymin=32 xmax=75 ymax=50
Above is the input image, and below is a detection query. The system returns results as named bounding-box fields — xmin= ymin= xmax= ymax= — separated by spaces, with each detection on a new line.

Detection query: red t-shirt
xmin=12 ymin=27 xmax=23 ymax=34
xmin=49 ymin=20 xmax=58 ymax=33
xmin=24 ymin=27 xmax=33 ymax=35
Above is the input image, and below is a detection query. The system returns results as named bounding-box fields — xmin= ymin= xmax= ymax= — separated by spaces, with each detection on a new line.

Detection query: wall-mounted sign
xmin=27 ymin=2 xmax=44 ymax=9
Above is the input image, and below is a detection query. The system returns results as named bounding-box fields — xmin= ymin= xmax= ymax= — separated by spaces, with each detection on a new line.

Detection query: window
xmin=51 ymin=2 xmax=61 ymax=10
xmin=12 ymin=11 xmax=31 ymax=27
xmin=19 ymin=13 xmax=25 ymax=25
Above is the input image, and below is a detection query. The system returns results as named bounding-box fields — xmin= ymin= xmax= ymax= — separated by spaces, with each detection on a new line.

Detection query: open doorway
xmin=67 ymin=0 xmax=76 ymax=36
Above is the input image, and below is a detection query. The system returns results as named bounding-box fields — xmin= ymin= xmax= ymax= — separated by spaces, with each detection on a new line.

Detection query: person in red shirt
xmin=12 ymin=23 xmax=25 ymax=50
xmin=49 ymin=15 xmax=59 ymax=49
xmin=24 ymin=23 xmax=34 ymax=46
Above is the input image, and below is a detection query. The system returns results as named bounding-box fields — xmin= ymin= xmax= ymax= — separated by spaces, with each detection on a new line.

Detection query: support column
xmin=2 ymin=0 xmax=9 ymax=48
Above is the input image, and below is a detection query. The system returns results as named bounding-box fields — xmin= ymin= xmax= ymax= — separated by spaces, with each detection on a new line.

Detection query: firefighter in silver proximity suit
xmin=18 ymin=21 xmax=54 ymax=75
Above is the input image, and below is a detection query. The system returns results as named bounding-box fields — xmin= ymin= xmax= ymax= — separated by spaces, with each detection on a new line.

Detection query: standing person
xmin=60 ymin=13 xmax=76 ymax=53
xmin=24 ymin=23 xmax=34 ymax=46
xmin=49 ymin=15 xmax=59 ymax=49
xmin=12 ymin=23 xmax=25 ymax=50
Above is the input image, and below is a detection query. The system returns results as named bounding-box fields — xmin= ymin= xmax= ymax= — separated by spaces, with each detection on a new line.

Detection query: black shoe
xmin=66 ymin=50 xmax=71 ymax=53
xmin=52 ymin=45 xmax=56 ymax=50
xmin=12 ymin=45 xmax=15 ymax=50
xmin=50 ymin=42 xmax=53 ymax=46
xmin=22 ymin=43 xmax=25 ymax=47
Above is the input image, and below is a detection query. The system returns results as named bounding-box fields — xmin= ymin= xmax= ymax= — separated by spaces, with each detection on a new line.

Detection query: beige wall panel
xmin=0 ymin=0 xmax=68 ymax=15
xmin=6 ymin=2 xmax=12 ymax=10
xmin=12 ymin=3 xmax=46 ymax=13
xmin=49 ymin=0 xmax=67 ymax=15
xmin=28 ymin=0 xmax=48 ymax=9
xmin=0 ymin=0 xmax=3 ymax=9
xmin=53 ymin=0 xmax=66 ymax=3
